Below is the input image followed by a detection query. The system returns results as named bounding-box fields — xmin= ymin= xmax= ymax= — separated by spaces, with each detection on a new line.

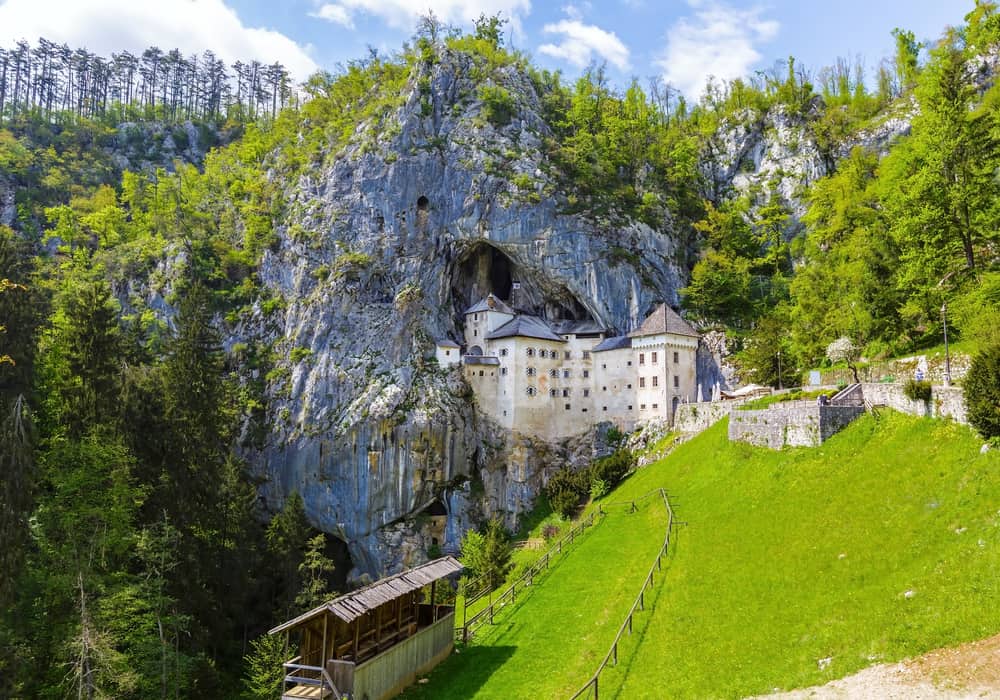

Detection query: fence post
xmin=639 ymin=590 xmax=644 ymax=610
xmin=594 ymin=676 xmax=599 ymax=700
xmin=628 ymin=613 xmax=632 ymax=635
xmin=613 ymin=643 xmax=618 ymax=666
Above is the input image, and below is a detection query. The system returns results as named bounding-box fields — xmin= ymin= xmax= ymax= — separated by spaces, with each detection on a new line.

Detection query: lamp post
xmin=941 ymin=302 xmax=951 ymax=387
xmin=777 ymin=349 xmax=783 ymax=390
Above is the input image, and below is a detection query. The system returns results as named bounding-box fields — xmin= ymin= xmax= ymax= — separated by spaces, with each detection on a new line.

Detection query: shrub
xmin=541 ymin=523 xmax=560 ymax=540
xmin=290 ymin=347 xmax=313 ymax=363
xmin=549 ymin=488 xmax=581 ymax=519
xmin=590 ymin=478 xmax=609 ymax=500
xmin=478 ymin=84 xmax=515 ymax=127
xmin=964 ymin=343 xmax=1000 ymax=439
xmin=903 ymin=379 xmax=932 ymax=402
xmin=589 ymin=450 xmax=632 ymax=487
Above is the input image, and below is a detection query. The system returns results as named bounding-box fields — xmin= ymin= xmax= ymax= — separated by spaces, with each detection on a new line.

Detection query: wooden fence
xmin=568 ymin=488 xmax=675 ymax=700
xmin=457 ymin=510 xmax=600 ymax=643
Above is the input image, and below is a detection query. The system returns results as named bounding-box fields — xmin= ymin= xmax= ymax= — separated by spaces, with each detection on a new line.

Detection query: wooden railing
xmin=568 ymin=488 xmax=675 ymax=700
xmin=282 ymin=657 xmax=342 ymax=699
xmin=457 ymin=510 xmax=600 ymax=643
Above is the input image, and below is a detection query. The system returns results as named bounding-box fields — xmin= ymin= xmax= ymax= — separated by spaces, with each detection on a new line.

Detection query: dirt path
xmin=756 ymin=634 xmax=1000 ymax=699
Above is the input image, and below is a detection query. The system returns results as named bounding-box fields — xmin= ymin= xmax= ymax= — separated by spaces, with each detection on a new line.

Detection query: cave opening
xmin=449 ymin=241 xmax=600 ymax=333
xmin=417 ymin=195 xmax=429 ymax=211
xmin=426 ymin=499 xmax=447 ymax=516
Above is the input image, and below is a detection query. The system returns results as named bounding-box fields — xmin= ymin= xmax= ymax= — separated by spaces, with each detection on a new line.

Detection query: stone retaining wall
xmin=673 ymin=399 xmax=746 ymax=433
xmin=728 ymin=401 xmax=865 ymax=450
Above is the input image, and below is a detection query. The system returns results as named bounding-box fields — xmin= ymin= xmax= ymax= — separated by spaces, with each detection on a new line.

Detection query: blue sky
xmin=0 ymin=0 xmax=974 ymax=98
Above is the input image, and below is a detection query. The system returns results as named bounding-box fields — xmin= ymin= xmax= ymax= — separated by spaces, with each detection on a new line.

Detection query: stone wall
xmin=861 ymin=383 xmax=967 ymax=424
xmin=673 ymin=399 xmax=745 ymax=434
xmin=728 ymin=401 xmax=865 ymax=450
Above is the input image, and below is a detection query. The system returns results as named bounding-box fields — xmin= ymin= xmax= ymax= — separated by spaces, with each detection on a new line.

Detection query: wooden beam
xmin=321 ymin=614 xmax=327 ymax=670
xmin=431 ymin=581 xmax=437 ymax=622
xmin=353 ymin=617 xmax=360 ymax=660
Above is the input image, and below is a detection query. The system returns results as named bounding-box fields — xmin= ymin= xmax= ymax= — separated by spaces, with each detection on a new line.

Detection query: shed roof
xmin=486 ymin=315 xmax=566 ymax=343
xmin=464 ymin=294 xmax=515 ymax=316
xmin=628 ymin=304 xmax=699 ymax=339
xmin=268 ymin=556 xmax=463 ymax=633
xmin=436 ymin=338 xmax=460 ymax=348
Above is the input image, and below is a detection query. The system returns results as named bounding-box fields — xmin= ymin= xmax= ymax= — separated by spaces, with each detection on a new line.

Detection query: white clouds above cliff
xmin=655 ymin=0 xmax=779 ymax=98
xmin=539 ymin=13 xmax=630 ymax=70
xmin=0 ymin=0 xmax=318 ymax=79
xmin=311 ymin=0 xmax=531 ymax=32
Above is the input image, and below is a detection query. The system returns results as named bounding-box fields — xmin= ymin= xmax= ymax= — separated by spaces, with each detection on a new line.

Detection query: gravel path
xmin=753 ymin=634 xmax=1000 ymax=699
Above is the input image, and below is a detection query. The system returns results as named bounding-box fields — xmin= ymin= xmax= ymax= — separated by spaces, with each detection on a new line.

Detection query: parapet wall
xmin=728 ymin=401 xmax=865 ymax=450
xmin=861 ymin=383 xmax=967 ymax=424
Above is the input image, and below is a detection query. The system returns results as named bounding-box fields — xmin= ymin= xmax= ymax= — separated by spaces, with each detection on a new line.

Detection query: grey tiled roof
xmin=628 ymin=304 xmax=699 ymax=339
xmin=464 ymin=294 xmax=515 ymax=315
xmin=593 ymin=335 xmax=632 ymax=352
xmin=551 ymin=320 xmax=607 ymax=335
xmin=486 ymin=315 xmax=566 ymax=343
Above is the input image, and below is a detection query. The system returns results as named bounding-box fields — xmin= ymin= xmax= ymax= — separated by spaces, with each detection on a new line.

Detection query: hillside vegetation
xmin=410 ymin=413 xmax=1000 ymax=698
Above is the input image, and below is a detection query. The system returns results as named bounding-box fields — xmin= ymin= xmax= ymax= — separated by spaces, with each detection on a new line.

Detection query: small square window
xmin=639 ymin=353 xmax=645 ymax=365
xmin=445 ymin=350 xmax=451 ymax=356
xmin=550 ymin=388 xmax=559 ymax=397
xmin=652 ymin=403 xmax=658 ymax=409
xmin=602 ymin=406 xmax=608 ymax=411
xmin=602 ymin=386 xmax=607 ymax=391
xmin=640 ymin=404 xmax=646 ymax=410
xmin=562 ymin=388 xmax=570 ymax=398
xmin=652 ymin=352 xmax=658 ymax=364
xmin=565 ymin=403 xmax=571 ymax=410
xmin=582 ymin=351 xmax=591 ymax=359
xmin=673 ymin=351 xmax=679 ymax=363
xmin=627 ymin=383 xmax=632 ymax=389
xmin=673 ymin=375 xmax=680 ymax=388
xmin=583 ymin=389 xmax=590 ymax=397
xmin=583 ymin=370 xmax=590 ymax=378
xmin=564 ymin=351 xmax=571 ymax=359
xmin=500 ymin=348 xmax=508 ymax=357
xmin=563 ymin=369 xmax=570 ymax=378
xmin=602 ymin=363 xmax=607 ymax=369
xmin=653 ymin=376 xmax=658 ymax=387
xmin=639 ymin=377 xmax=646 ymax=388
xmin=582 ymin=408 xmax=588 ymax=413
xmin=501 ymin=367 xmax=508 ymax=375
xmin=627 ymin=360 xmax=632 ymax=367
xmin=628 ymin=405 xmax=633 ymax=410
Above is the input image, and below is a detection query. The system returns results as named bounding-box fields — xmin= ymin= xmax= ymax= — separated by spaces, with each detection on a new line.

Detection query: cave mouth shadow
xmin=448 ymin=240 xmax=596 ymax=328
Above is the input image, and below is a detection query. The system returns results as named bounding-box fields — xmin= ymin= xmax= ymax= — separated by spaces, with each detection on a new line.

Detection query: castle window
xmin=564 ymin=351 xmax=571 ymax=359
xmin=527 ymin=348 xmax=535 ymax=357
xmin=550 ymin=388 xmax=558 ymax=397
xmin=640 ymin=404 xmax=646 ymax=409
xmin=602 ymin=386 xmax=607 ymax=391
xmin=474 ymin=329 xmax=477 ymax=337
xmin=417 ymin=195 xmax=429 ymax=211
xmin=602 ymin=363 xmax=607 ymax=369
xmin=652 ymin=403 xmax=658 ymax=409
xmin=582 ymin=351 xmax=591 ymax=360
xmin=582 ymin=370 xmax=590 ymax=378
xmin=526 ymin=386 xmax=537 ymax=396
xmin=446 ymin=350 xmax=450 ymax=356
xmin=526 ymin=367 xmax=536 ymax=376
xmin=565 ymin=404 xmax=571 ymax=410
xmin=652 ymin=351 xmax=658 ymax=364
xmin=500 ymin=348 xmax=508 ymax=357
xmin=639 ymin=377 xmax=646 ymax=388
xmin=639 ymin=353 xmax=645 ymax=365
xmin=479 ymin=370 xmax=484 ymax=377
xmin=474 ymin=313 xmax=478 ymax=320
xmin=563 ymin=369 xmax=570 ymax=378
xmin=673 ymin=375 xmax=680 ymax=388
xmin=539 ymin=349 xmax=548 ymax=358
xmin=603 ymin=406 xmax=608 ymax=411
xmin=652 ymin=376 xmax=658 ymax=387
xmin=582 ymin=408 xmax=588 ymax=413
xmin=628 ymin=405 xmax=633 ymax=410
xmin=501 ymin=367 xmax=508 ymax=375
xmin=627 ymin=361 xmax=632 ymax=366
xmin=583 ymin=389 xmax=590 ymax=397
xmin=673 ymin=351 xmax=679 ymax=363
xmin=550 ymin=368 xmax=559 ymax=378
xmin=627 ymin=383 xmax=632 ymax=389
xmin=562 ymin=388 xmax=570 ymax=397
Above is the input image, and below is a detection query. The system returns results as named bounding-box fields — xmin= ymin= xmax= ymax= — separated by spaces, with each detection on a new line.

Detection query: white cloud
xmin=311 ymin=4 xmax=354 ymax=29
xmin=655 ymin=0 xmax=779 ymax=99
xmin=538 ymin=17 xmax=630 ymax=70
xmin=0 ymin=0 xmax=318 ymax=80
xmin=311 ymin=0 xmax=531 ymax=33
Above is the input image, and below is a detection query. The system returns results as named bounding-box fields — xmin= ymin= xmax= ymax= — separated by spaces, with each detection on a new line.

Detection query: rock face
xmin=244 ymin=48 xmax=689 ymax=578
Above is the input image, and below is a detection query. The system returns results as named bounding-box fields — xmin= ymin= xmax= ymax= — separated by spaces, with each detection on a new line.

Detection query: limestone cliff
xmin=241 ymin=47 xmax=688 ymax=577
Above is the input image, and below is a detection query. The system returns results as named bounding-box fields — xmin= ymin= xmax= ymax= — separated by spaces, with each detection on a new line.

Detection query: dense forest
xmin=1 ymin=4 xmax=1000 ymax=697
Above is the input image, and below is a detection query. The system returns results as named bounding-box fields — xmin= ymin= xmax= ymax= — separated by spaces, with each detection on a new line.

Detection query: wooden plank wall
xmin=351 ymin=612 xmax=455 ymax=700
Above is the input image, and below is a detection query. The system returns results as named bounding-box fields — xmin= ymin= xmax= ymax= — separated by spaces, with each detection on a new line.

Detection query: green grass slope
xmin=401 ymin=494 xmax=668 ymax=699
xmin=602 ymin=412 xmax=1000 ymax=699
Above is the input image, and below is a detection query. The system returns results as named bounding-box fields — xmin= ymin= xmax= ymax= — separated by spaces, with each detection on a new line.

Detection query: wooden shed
xmin=269 ymin=556 xmax=463 ymax=700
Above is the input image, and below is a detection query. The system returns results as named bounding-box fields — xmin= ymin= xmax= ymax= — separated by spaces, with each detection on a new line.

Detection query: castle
xmin=435 ymin=294 xmax=700 ymax=440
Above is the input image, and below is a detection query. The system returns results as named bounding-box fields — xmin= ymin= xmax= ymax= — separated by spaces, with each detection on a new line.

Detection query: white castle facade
xmin=435 ymin=294 xmax=700 ymax=440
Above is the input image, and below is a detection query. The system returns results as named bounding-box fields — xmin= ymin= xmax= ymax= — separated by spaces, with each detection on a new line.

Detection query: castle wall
xmin=592 ymin=347 xmax=637 ymax=431
xmin=632 ymin=334 xmax=698 ymax=425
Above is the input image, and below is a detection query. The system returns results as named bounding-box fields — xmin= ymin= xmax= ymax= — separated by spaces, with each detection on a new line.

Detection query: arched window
xmin=526 ymin=348 xmax=535 ymax=357
xmin=499 ymin=348 xmax=508 ymax=357
xmin=526 ymin=367 xmax=536 ymax=376
xmin=549 ymin=388 xmax=558 ymax=397
xmin=549 ymin=368 xmax=559 ymax=378
xmin=526 ymin=386 xmax=537 ymax=396
xmin=417 ymin=195 xmax=429 ymax=211
xmin=539 ymin=349 xmax=548 ymax=358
